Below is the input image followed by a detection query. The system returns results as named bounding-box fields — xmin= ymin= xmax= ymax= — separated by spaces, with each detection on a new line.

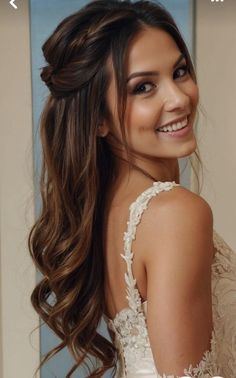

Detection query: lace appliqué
xmin=121 ymin=182 xmax=181 ymax=314
xmin=105 ymin=181 xmax=236 ymax=377
xmin=114 ymin=182 xmax=178 ymax=375
xmin=174 ymin=230 xmax=236 ymax=378
xmin=182 ymin=330 xmax=220 ymax=377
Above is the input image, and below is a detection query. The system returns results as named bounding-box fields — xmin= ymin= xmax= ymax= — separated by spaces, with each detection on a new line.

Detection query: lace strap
xmin=121 ymin=181 xmax=180 ymax=313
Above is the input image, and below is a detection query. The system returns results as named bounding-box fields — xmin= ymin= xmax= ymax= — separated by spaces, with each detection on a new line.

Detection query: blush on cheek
xmin=139 ymin=125 xmax=149 ymax=133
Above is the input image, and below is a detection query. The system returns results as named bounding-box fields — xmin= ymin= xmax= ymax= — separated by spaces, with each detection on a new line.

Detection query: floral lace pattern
xmin=104 ymin=181 xmax=236 ymax=377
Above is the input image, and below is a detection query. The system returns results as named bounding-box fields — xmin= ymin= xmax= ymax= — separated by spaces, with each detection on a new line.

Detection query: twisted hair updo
xmin=28 ymin=1 xmax=199 ymax=377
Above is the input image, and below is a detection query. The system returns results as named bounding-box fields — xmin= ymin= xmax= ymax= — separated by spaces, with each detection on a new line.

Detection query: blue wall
xmin=29 ymin=1 xmax=194 ymax=376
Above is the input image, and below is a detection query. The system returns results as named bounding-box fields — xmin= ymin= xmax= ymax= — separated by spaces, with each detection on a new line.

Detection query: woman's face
xmin=102 ymin=26 xmax=199 ymax=162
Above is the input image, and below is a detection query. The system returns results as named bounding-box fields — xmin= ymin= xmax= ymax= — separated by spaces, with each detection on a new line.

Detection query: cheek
xmin=125 ymin=98 xmax=162 ymax=131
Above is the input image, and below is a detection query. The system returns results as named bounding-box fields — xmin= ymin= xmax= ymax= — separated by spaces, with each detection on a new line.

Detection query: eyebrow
xmin=126 ymin=53 xmax=186 ymax=83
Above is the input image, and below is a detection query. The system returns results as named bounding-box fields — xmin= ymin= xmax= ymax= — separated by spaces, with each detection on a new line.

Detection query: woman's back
xmin=103 ymin=180 xmax=236 ymax=377
xmin=103 ymin=178 xmax=214 ymax=321
xmin=104 ymin=178 xmax=153 ymax=319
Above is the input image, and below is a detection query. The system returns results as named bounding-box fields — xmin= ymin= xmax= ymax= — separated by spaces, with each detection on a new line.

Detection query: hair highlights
xmin=28 ymin=1 xmax=202 ymax=377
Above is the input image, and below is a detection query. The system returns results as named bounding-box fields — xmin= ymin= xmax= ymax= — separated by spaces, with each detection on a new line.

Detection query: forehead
xmin=126 ymin=26 xmax=181 ymax=74
xmin=106 ymin=26 xmax=182 ymax=82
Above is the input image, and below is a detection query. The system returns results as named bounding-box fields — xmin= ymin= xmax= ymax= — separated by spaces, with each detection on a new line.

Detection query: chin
xmin=177 ymin=138 xmax=197 ymax=158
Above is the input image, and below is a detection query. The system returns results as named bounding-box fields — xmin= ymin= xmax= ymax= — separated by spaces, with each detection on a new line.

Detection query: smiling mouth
xmin=156 ymin=116 xmax=189 ymax=133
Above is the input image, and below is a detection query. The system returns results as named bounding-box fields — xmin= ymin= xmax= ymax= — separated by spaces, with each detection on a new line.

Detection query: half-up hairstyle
xmin=28 ymin=1 xmax=200 ymax=377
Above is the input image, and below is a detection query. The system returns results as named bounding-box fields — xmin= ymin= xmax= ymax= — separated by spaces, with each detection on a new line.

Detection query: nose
xmin=162 ymin=81 xmax=190 ymax=112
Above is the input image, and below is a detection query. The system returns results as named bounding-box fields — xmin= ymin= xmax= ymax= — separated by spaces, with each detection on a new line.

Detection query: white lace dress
xmin=103 ymin=181 xmax=236 ymax=378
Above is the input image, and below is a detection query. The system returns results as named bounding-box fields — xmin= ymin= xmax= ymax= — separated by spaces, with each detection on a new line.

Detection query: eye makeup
xmin=129 ymin=62 xmax=190 ymax=96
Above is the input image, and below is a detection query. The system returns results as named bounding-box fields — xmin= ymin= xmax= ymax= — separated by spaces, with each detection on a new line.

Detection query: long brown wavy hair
xmin=28 ymin=1 xmax=202 ymax=377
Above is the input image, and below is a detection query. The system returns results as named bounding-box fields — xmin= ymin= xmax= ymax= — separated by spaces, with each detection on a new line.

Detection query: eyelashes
xmin=174 ymin=64 xmax=190 ymax=79
xmin=131 ymin=64 xmax=190 ymax=95
xmin=132 ymin=81 xmax=156 ymax=95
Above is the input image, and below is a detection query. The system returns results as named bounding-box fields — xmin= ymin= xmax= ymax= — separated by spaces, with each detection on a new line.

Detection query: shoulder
xmin=143 ymin=184 xmax=213 ymax=241
xmin=142 ymin=185 xmax=215 ymax=374
xmin=148 ymin=184 xmax=213 ymax=221
xmin=142 ymin=185 xmax=214 ymax=277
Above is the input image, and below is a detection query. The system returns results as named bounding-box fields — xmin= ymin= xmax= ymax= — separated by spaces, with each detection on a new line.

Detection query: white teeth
xmin=157 ymin=117 xmax=188 ymax=132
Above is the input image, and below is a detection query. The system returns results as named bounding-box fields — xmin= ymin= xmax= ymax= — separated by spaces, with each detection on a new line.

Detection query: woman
xmin=28 ymin=1 xmax=236 ymax=377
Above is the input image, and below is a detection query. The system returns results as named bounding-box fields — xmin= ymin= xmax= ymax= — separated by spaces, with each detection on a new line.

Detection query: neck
xmin=113 ymin=155 xmax=180 ymax=185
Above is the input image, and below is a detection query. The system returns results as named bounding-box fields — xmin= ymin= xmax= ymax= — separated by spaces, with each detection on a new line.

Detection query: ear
xmin=96 ymin=122 xmax=109 ymax=138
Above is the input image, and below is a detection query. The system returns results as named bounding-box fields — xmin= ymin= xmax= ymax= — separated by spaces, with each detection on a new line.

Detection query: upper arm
xmin=144 ymin=187 xmax=214 ymax=375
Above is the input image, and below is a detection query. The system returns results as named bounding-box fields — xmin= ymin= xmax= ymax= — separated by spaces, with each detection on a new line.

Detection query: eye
xmin=174 ymin=64 xmax=190 ymax=79
xmin=131 ymin=81 xmax=156 ymax=95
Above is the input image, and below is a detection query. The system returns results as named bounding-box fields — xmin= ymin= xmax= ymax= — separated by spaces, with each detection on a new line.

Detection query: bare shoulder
xmin=142 ymin=185 xmax=214 ymax=265
xmin=148 ymin=184 xmax=213 ymax=221
xmin=142 ymin=185 xmax=214 ymax=374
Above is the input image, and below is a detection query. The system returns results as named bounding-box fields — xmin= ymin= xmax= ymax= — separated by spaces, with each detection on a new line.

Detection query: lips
xmin=155 ymin=116 xmax=193 ymax=138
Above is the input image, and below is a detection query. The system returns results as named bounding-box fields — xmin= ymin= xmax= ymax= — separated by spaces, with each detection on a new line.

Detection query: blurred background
xmin=1 ymin=0 xmax=236 ymax=377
